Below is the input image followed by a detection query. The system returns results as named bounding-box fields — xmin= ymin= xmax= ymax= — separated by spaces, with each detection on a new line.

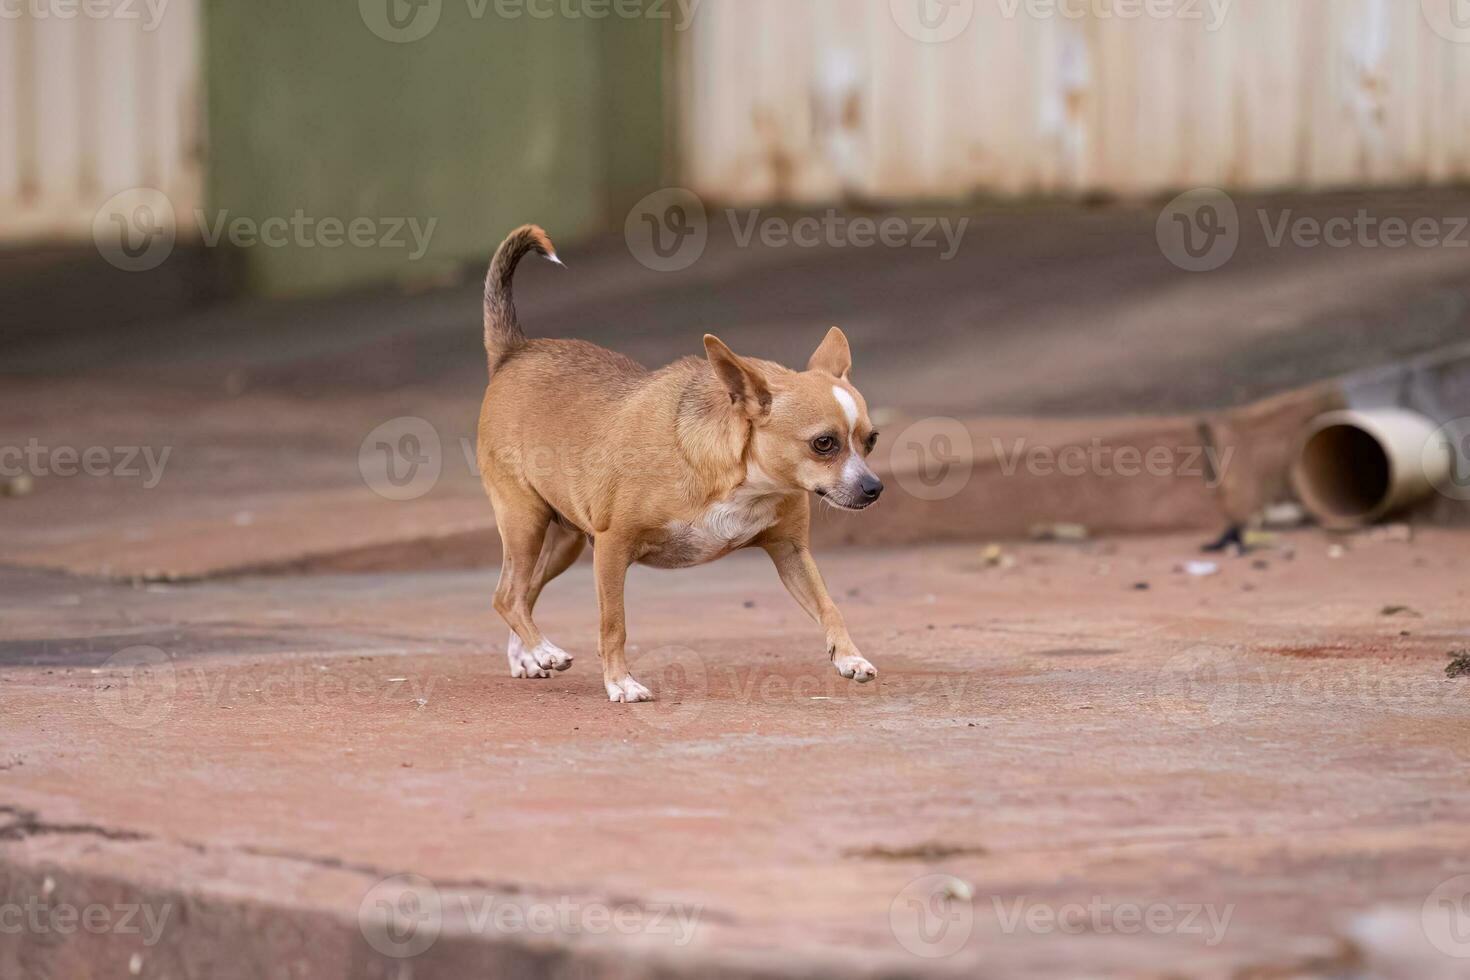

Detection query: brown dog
xmin=477 ymin=225 xmax=883 ymax=702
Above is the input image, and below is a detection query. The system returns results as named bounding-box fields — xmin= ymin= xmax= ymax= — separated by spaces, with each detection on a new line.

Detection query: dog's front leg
xmin=763 ymin=537 xmax=877 ymax=682
xmin=594 ymin=534 xmax=653 ymax=703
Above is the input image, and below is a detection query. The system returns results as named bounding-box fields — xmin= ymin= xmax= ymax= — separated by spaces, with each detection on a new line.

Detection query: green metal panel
xmin=204 ymin=0 xmax=664 ymax=295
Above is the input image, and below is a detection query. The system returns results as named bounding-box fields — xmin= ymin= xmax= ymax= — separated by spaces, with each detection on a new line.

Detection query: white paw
xmin=533 ymin=640 xmax=573 ymax=672
xmin=605 ymin=675 xmax=654 ymax=703
xmin=507 ymin=635 xmax=572 ymax=678
xmin=833 ymin=653 xmax=877 ymax=683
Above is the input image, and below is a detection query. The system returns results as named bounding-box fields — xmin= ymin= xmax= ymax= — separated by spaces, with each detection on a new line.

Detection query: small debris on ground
xmin=1 ymin=474 xmax=33 ymax=498
xmin=938 ymin=876 xmax=975 ymax=902
xmin=981 ymin=543 xmax=1017 ymax=570
xmin=1327 ymin=544 xmax=1347 ymax=559
xmin=1180 ymin=561 xmax=1220 ymax=578
xmin=1030 ymin=522 xmax=1089 ymax=542
xmin=1447 ymin=652 xmax=1470 ymax=679
xmin=1260 ymin=501 xmax=1308 ymax=529
xmin=1368 ymin=523 xmax=1413 ymax=544
xmin=1201 ymin=525 xmax=1244 ymax=555
xmin=843 ymin=841 xmax=988 ymax=861
xmin=1131 ymin=582 xmax=1150 ymax=591
xmin=1379 ymin=605 xmax=1421 ymax=618
xmin=1242 ymin=529 xmax=1279 ymax=550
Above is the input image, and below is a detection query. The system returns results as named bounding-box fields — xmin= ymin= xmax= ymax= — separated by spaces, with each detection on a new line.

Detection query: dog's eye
xmin=811 ymin=435 xmax=839 ymax=456
xmin=864 ymin=431 xmax=880 ymax=453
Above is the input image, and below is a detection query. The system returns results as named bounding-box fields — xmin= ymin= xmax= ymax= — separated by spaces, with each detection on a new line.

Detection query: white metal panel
xmin=678 ymin=0 xmax=1470 ymax=202
xmin=0 ymin=0 xmax=201 ymax=242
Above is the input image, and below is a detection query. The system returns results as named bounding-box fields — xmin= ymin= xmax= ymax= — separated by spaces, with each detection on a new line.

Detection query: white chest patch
xmin=647 ymin=471 xmax=784 ymax=568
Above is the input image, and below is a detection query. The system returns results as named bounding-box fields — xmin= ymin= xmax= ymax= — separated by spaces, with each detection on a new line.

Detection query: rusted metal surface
xmin=0 ymin=0 xmax=201 ymax=242
xmin=677 ymin=0 xmax=1470 ymax=202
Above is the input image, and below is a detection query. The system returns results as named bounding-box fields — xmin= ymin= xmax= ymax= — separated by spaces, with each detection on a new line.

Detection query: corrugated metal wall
xmin=676 ymin=0 xmax=1470 ymax=203
xmin=0 ymin=0 xmax=202 ymax=242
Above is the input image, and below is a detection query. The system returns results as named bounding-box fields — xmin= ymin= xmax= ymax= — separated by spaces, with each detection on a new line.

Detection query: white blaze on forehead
xmin=831 ymin=385 xmax=858 ymax=433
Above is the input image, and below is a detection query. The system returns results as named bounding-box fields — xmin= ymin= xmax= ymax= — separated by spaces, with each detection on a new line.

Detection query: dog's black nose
xmin=860 ymin=474 xmax=884 ymax=500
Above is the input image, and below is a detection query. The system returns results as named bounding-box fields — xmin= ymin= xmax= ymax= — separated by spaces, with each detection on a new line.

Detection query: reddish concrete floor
xmin=2 ymin=530 xmax=1469 ymax=977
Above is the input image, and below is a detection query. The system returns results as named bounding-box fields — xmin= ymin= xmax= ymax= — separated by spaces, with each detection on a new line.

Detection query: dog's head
xmin=704 ymin=328 xmax=883 ymax=510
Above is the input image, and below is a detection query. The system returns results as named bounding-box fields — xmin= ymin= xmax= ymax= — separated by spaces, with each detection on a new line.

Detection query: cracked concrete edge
xmin=0 ymin=795 xmax=930 ymax=980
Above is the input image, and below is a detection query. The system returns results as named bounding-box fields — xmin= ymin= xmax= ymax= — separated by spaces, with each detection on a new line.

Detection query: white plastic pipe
xmin=1291 ymin=409 xmax=1453 ymax=528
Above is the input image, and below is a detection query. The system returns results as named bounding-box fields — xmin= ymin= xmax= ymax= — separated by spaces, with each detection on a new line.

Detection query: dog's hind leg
xmin=490 ymin=488 xmax=574 ymax=678
xmin=526 ymin=521 xmax=586 ymax=612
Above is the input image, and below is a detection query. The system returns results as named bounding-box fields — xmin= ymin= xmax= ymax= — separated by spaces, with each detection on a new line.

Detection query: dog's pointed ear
xmin=704 ymin=334 xmax=772 ymax=420
xmin=808 ymin=326 xmax=852 ymax=379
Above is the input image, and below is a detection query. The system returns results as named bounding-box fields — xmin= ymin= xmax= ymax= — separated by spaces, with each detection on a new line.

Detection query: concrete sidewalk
xmin=3 ymin=531 xmax=1469 ymax=977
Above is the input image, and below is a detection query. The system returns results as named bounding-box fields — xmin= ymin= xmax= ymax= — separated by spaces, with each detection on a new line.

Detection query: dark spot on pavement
xmin=844 ymin=841 xmax=988 ymax=861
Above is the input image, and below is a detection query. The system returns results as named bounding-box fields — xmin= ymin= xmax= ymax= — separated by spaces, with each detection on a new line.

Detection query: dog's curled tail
xmin=484 ymin=224 xmax=562 ymax=367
